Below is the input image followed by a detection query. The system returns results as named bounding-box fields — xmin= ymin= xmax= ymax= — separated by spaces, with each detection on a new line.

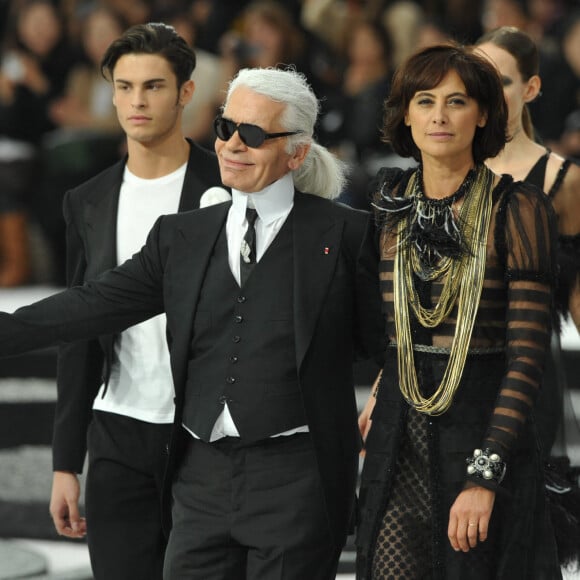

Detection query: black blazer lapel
xmin=82 ymin=159 xmax=125 ymax=275
xmin=293 ymin=193 xmax=344 ymax=371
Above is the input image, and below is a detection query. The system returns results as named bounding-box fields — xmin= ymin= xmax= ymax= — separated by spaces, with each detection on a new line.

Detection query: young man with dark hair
xmin=48 ymin=22 xmax=222 ymax=580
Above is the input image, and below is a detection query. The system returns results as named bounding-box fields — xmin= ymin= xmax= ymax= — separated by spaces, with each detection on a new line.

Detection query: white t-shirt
xmin=92 ymin=163 xmax=185 ymax=423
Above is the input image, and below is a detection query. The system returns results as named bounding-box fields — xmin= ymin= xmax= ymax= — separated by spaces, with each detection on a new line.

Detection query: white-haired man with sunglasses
xmin=0 ymin=66 xmax=385 ymax=580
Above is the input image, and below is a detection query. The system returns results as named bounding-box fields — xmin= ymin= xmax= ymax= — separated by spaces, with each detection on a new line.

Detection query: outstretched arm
xmin=0 ymin=215 xmax=168 ymax=357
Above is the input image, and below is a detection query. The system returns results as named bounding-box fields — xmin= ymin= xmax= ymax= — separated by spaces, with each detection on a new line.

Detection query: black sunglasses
xmin=214 ymin=115 xmax=303 ymax=148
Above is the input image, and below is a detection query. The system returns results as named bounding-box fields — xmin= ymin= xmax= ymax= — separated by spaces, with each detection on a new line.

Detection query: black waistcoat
xmin=182 ymin=212 xmax=307 ymax=442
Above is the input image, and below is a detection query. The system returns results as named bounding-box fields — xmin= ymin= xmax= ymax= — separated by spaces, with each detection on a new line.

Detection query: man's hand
xmin=448 ymin=485 xmax=495 ymax=552
xmin=49 ymin=471 xmax=86 ymax=538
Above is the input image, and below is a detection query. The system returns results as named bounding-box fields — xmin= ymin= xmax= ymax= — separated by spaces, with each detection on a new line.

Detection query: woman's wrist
xmin=466 ymin=448 xmax=506 ymax=485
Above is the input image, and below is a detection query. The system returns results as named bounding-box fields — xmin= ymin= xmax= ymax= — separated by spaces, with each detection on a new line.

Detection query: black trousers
xmin=85 ymin=410 xmax=172 ymax=580
xmin=164 ymin=433 xmax=341 ymax=580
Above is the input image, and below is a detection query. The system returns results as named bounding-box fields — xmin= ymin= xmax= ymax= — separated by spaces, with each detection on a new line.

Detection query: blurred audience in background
xmin=318 ymin=16 xmax=394 ymax=208
xmin=0 ymin=0 xmax=578 ymax=286
xmin=48 ymin=5 xmax=125 ymax=135
xmin=219 ymin=1 xmax=310 ymax=85
xmin=560 ymin=110 xmax=580 ymax=162
xmin=0 ymin=0 xmax=77 ymax=286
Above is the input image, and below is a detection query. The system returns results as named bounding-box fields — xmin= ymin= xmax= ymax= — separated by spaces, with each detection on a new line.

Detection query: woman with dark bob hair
xmin=356 ymin=42 xmax=562 ymax=579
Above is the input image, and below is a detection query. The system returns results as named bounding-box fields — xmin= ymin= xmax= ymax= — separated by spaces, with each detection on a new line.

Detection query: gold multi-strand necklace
xmin=394 ymin=164 xmax=495 ymax=415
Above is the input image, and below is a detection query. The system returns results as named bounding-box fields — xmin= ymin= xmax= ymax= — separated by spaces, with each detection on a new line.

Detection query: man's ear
xmin=179 ymin=79 xmax=195 ymax=107
xmin=288 ymin=143 xmax=311 ymax=170
xmin=523 ymin=74 xmax=541 ymax=104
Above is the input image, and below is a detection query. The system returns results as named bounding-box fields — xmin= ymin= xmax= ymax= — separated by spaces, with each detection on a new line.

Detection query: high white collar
xmin=231 ymin=172 xmax=294 ymax=226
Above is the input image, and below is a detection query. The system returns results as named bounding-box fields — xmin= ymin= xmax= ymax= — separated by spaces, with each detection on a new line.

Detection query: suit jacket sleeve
xmin=52 ymin=190 xmax=106 ymax=473
xmin=0 ymin=216 xmax=170 ymax=357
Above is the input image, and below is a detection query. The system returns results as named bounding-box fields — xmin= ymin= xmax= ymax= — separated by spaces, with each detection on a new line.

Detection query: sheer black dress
xmin=525 ymin=153 xmax=580 ymax=451
xmin=525 ymin=152 xmax=580 ymax=568
xmin=356 ymin=167 xmax=562 ymax=579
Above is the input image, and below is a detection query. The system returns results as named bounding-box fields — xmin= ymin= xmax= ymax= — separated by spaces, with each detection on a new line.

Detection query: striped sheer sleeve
xmin=482 ymin=185 xmax=557 ymax=459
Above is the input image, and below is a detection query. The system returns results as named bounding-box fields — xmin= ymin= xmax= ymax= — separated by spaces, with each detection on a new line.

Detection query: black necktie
xmin=240 ymin=208 xmax=258 ymax=286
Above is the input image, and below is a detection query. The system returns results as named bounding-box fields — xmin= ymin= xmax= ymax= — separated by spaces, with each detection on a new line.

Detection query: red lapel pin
xmin=323 ymin=246 xmax=330 ymax=255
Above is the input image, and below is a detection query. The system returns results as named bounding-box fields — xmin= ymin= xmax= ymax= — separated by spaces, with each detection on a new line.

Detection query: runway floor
xmin=2 ymin=538 xmax=580 ymax=579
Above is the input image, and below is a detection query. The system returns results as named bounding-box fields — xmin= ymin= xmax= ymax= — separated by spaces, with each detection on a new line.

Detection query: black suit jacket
xmin=52 ymin=139 xmax=221 ymax=473
xmin=2 ymin=192 xmax=385 ymax=547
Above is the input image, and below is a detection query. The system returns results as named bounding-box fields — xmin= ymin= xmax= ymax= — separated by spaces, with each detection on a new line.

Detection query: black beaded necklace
xmin=415 ymin=164 xmax=475 ymax=206
xmin=378 ymin=165 xmax=477 ymax=279
xmin=412 ymin=165 xmax=475 ymax=273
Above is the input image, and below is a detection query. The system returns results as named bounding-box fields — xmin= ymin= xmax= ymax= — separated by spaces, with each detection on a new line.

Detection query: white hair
xmin=224 ymin=67 xmax=347 ymax=199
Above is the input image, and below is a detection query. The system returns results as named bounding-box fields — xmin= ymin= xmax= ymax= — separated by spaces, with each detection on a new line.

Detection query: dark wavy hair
xmin=382 ymin=42 xmax=508 ymax=164
xmin=100 ymin=22 xmax=196 ymax=88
